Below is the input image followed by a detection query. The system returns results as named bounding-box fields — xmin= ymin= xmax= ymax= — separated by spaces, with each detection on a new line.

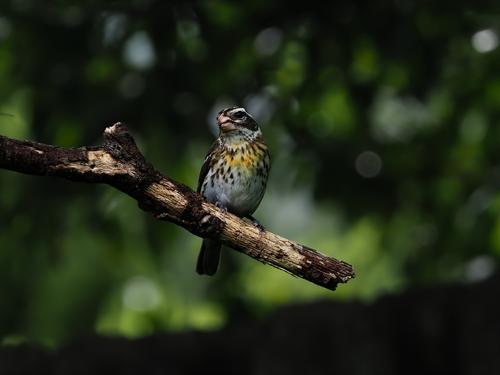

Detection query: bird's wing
xmin=197 ymin=139 xmax=220 ymax=193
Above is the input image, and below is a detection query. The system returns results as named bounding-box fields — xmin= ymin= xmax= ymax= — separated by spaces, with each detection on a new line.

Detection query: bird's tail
xmin=196 ymin=239 xmax=221 ymax=276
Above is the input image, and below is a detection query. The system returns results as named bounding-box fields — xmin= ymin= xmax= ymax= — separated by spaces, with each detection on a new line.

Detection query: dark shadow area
xmin=2 ymin=274 xmax=499 ymax=375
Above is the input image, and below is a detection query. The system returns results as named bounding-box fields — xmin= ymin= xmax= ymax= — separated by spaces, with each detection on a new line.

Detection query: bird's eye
xmin=233 ymin=111 xmax=246 ymax=120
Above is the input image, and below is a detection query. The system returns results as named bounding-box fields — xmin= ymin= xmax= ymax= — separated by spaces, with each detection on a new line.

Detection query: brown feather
xmin=197 ymin=139 xmax=221 ymax=193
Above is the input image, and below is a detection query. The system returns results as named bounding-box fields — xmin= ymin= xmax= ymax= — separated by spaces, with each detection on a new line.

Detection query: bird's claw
xmin=247 ymin=215 xmax=265 ymax=234
xmin=215 ymin=202 xmax=228 ymax=213
xmin=253 ymin=222 xmax=265 ymax=234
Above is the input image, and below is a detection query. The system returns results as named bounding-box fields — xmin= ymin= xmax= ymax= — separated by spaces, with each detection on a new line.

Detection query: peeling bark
xmin=0 ymin=123 xmax=355 ymax=290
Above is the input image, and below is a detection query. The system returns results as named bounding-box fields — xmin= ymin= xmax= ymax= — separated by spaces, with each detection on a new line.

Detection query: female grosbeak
xmin=196 ymin=107 xmax=270 ymax=275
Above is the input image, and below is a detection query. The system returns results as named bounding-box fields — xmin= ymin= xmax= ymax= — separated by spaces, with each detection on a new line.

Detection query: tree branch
xmin=0 ymin=123 xmax=355 ymax=290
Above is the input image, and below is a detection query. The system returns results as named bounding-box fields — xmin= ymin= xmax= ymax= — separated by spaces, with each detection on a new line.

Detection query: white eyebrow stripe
xmin=229 ymin=107 xmax=247 ymax=115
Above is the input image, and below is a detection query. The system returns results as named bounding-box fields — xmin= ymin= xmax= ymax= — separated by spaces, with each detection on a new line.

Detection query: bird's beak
xmin=218 ymin=114 xmax=237 ymax=133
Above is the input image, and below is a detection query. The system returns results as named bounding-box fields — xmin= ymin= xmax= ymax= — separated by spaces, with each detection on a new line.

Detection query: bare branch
xmin=0 ymin=123 xmax=355 ymax=290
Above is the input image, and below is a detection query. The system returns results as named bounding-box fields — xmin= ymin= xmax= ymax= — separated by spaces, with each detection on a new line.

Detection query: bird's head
xmin=216 ymin=107 xmax=261 ymax=140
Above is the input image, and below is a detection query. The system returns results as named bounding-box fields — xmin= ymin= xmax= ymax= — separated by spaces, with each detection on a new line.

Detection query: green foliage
xmin=1 ymin=0 xmax=499 ymax=345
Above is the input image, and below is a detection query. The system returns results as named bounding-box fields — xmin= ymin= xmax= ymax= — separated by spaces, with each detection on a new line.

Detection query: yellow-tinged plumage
xmin=223 ymin=145 xmax=266 ymax=169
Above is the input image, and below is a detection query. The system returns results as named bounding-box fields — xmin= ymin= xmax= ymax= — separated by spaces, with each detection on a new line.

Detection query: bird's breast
xmin=201 ymin=141 xmax=270 ymax=216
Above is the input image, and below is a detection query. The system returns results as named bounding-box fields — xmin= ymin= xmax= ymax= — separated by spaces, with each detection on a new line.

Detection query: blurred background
xmin=1 ymin=0 xmax=499 ymax=348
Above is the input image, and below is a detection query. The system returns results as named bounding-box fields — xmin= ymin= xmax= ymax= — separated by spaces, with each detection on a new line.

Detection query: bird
xmin=196 ymin=106 xmax=271 ymax=275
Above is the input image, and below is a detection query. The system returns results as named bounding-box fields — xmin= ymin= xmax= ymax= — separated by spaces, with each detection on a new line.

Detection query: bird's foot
xmin=247 ymin=215 xmax=265 ymax=234
xmin=215 ymin=201 xmax=228 ymax=213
